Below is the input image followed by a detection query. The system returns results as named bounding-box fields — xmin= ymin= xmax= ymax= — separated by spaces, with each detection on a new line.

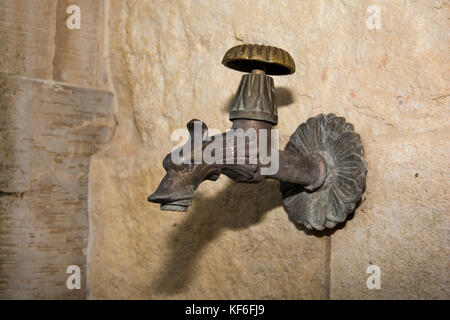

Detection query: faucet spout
xmin=147 ymin=193 xmax=193 ymax=212
xmin=148 ymin=118 xmax=327 ymax=212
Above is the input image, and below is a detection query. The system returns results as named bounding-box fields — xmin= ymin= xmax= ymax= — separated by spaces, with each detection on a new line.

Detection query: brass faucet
xmin=148 ymin=44 xmax=367 ymax=231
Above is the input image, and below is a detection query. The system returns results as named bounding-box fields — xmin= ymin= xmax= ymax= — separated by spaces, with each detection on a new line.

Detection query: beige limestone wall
xmin=87 ymin=0 xmax=330 ymax=300
xmin=328 ymin=0 xmax=450 ymax=297
xmin=0 ymin=0 xmax=446 ymax=300
xmin=0 ymin=0 xmax=114 ymax=298
xmin=88 ymin=0 xmax=449 ymax=299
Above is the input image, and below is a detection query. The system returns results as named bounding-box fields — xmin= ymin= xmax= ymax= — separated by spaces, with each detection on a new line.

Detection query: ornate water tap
xmin=148 ymin=44 xmax=367 ymax=231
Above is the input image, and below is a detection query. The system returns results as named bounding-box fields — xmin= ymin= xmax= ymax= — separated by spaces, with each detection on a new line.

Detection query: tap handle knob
xmin=222 ymin=44 xmax=296 ymax=75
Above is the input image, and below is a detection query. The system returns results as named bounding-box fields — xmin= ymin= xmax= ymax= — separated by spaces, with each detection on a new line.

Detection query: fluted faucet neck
xmin=229 ymin=73 xmax=277 ymax=125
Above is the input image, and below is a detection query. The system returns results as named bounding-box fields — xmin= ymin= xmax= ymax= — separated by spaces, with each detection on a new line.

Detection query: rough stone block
xmin=0 ymin=0 xmax=57 ymax=79
xmin=330 ymin=131 xmax=450 ymax=299
xmin=52 ymin=0 xmax=109 ymax=89
xmin=0 ymin=74 xmax=114 ymax=299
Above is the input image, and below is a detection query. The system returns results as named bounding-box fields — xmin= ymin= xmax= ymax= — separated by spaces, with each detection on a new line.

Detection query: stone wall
xmin=0 ymin=0 xmax=114 ymax=299
xmin=88 ymin=0 xmax=449 ymax=299
xmin=0 ymin=0 xmax=448 ymax=299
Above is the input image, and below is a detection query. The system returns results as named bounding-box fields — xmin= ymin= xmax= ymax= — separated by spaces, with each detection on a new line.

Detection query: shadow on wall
xmin=149 ymin=85 xmax=360 ymax=295
xmin=151 ymin=87 xmax=297 ymax=295
xmin=150 ymin=176 xmax=354 ymax=295
xmin=151 ymin=179 xmax=281 ymax=295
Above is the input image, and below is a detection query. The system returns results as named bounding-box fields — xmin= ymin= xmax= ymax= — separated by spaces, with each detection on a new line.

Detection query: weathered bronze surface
xmin=148 ymin=118 xmax=327 ymax=213
xmin=149 ymin=44 xmax=367 ymax=231
xmin=281 ymin=113 xmax=367 ymax=230
xmin=222 ymin=44 xmax=295 ymax=75
xmin=229 ymin=72 xmax=278 ymax=124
